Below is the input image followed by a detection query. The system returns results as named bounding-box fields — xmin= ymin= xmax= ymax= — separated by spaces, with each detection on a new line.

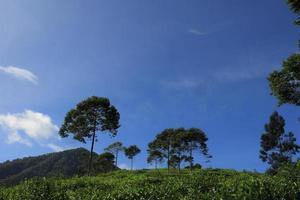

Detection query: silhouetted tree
xmin=104 ymin=142 xmax=124 ymax=168
xmin=260 ymin=111 xmax=300 ymax=174
xmin=147 ymin=149 xmax=163 ymax=169
xmin=268 ymin=54 xmax=300 ymax=107
xmin=147 ymin=128 xmax=211 ymax=172
xmin=182 ymin=128 xmax=211 ymax=170
xmin=124 ymin=145 xmax=141 ymax=170
xmin=59 ymin=96 xmax=120 ymax=175
xmin=268 ymin=1 xmax=300 ymax=107
xmin=148 ymin=129 xmax=175 ymax=173
xmin=170 ymin=129 xmax=187 ymax=171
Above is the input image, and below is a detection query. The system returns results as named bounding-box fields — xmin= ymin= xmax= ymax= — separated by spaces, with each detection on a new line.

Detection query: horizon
xmin=0 ymin=0 xmax=299 ymax=172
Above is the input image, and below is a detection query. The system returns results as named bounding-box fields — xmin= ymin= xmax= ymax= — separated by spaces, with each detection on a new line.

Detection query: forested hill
xmin=0 ymin=148 xmax=117 ymax=185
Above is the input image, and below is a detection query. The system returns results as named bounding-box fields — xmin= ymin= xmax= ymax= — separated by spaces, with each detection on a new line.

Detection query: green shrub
xmin=0 ymin=169 xmax=299 ymax=200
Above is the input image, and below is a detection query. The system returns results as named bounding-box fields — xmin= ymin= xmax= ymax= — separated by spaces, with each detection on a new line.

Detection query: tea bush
xmin=0 ymin=169 xmax=299 ymax=200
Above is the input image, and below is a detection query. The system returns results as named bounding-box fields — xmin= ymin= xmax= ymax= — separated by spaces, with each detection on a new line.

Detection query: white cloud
xmin=188 ymin=29 xmax=207 ymax=36
xmin=0 ymin=66 xmax=38 ymax=84
xmin=47 ymin=143 xmax=64 ymax=152
xmin=0 ymin=110 xmax=59 ymax=147
xmin=7 ymin=131 xmax=32 ymax=146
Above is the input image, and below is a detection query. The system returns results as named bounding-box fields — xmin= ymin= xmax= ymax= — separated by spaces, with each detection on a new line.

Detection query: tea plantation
xmin=0 ymin=169 xmax=299 ymax=200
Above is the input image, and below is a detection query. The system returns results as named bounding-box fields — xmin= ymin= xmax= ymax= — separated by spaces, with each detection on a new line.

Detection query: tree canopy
xmin=260 ymin=111 xmax=300 ymax=174
xmin=124 ymin=145 xmax=141 ymax=170
xmin=104 ymin=142 xmax=124 ymax=168
xmin=147 ymin=128 xmax=210 ymax=171
xmin=95 ymin=152 xmax=117 ymax=173
xmin=268 ymin=54 xmax=300 ymax=106
xmin=59 ymin=96 xmax=120 ymax=174
xmin=288 ymin=0 xmax=300 ymax=13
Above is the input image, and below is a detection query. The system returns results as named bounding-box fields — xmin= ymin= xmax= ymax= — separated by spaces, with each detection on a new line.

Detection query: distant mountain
xmin=0 ymin=148 xmax=117 ymax=185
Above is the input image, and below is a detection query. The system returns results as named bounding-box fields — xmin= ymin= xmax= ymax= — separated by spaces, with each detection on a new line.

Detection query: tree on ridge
xmin=59 ymin=96 xmax=120 ymax=175
xmin=104 ymin=142 xmax=124 ymax=168
xmin=124 ymin=145 xmax=141 ymax=170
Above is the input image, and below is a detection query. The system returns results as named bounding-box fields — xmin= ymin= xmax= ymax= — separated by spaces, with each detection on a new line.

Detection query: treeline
xmin=102 ymin=128 xmax=211 ymax=171
xmin=58 ymin=96 xmax=299 ymax=175
xmin=147 ymin=128 xmax=211 ymax=171
xmin=58 ymin=96 xmax=212 ymax=173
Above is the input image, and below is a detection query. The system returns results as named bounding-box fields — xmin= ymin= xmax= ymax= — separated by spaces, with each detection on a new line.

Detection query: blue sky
xmin=0 ymin=0 xmax=299 ymax=172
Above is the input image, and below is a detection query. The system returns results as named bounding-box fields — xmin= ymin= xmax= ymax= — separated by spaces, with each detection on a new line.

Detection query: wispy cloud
xmin=0 ymin=110 xmax=59 ymax=149
xmin=0 ymin=66 xmax=38 ymax=84
xmin=213 ymin=68 xmax=266 ymax=83
xmin=188 ymin=29 xmax=208 ymax=36
xmin=6 ymin=131 xmax=32 ymax=146
xmin=161 ymin=78 xmax=203 ymax=90
xmin=161 ymin=67 xmax=268 ymax=90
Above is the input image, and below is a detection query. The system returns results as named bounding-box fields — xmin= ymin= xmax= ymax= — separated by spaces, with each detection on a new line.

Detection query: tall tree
xmin=182 ymin=128 xmax=211 ymax=170
xmin=147 ymin=128 xmax=211 ymax=172
xmin=170 ymin=129 xmax=187 ymax=171
xmin=147 ymin=149 xmax=163 ymax=169
xmin=124 ymin=145 xmax=141 ymax=170
xmin=59 ymin=96 xmax=120 ymax=175
xmin=148 ymin=129 xmax=175 ymax=173
xmin=268 ymin=54 xmax=300 ymax=107
xmin=104 ymin=142 xmax=124 ymax=168
xmin=260 ymin=111 xmax=300 ymax=174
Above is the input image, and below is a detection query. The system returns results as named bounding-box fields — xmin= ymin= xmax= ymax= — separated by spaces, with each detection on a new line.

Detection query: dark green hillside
xmin=0 ymin=148 xmax=117 ymax=185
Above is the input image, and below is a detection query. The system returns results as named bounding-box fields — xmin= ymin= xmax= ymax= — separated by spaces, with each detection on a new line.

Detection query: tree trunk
xmin=131 ymin=158 xmax=133 ymax=170
xmin=88 ymin=130 xmax=96 ymax=176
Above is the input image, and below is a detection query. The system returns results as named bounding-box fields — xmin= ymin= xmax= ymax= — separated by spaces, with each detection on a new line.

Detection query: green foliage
xmin=148 ymin=128 xmax=210 ymax=171
xmin=287 ymin=0 xmax=300 ymax=25
xmin=95 ymin=152 xmax=117 ymax=173
xmin=59 ymin=96 xmax=120 ymax=142
xmin=260 ymin=111 xmax=299 ymax=173
xmin=124 ymin=145 xmax=141 ymax=160
xmin=268 ymin=54 xmax=300 ymax=106
xmin=1 ymin=169 xmax=300 ymax=200
xmin=277 ymin=160 xmax=300 ymax=181
xmin=59 ymin=96 xmax=120 ymax=174
xmin=124 ymin=145 xmax=141 ymax=170
xmin=147 ymin=150 xmax=163 ymax=169
xmin=288 ymin=0 xmax=300 ymax=13
xmin=104 ymin=142 xmax=124 ymax=167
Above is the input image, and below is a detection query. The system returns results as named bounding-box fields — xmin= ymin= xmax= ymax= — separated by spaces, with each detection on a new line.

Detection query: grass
xmin=0 ymin=168 xmax=299 ymax=200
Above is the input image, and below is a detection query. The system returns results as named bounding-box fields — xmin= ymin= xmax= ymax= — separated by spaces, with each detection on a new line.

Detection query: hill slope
xmin=0 ymin=169 xmax=298 ymax=200
xmin=0 ymin=148 xmax=116 ymax=184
